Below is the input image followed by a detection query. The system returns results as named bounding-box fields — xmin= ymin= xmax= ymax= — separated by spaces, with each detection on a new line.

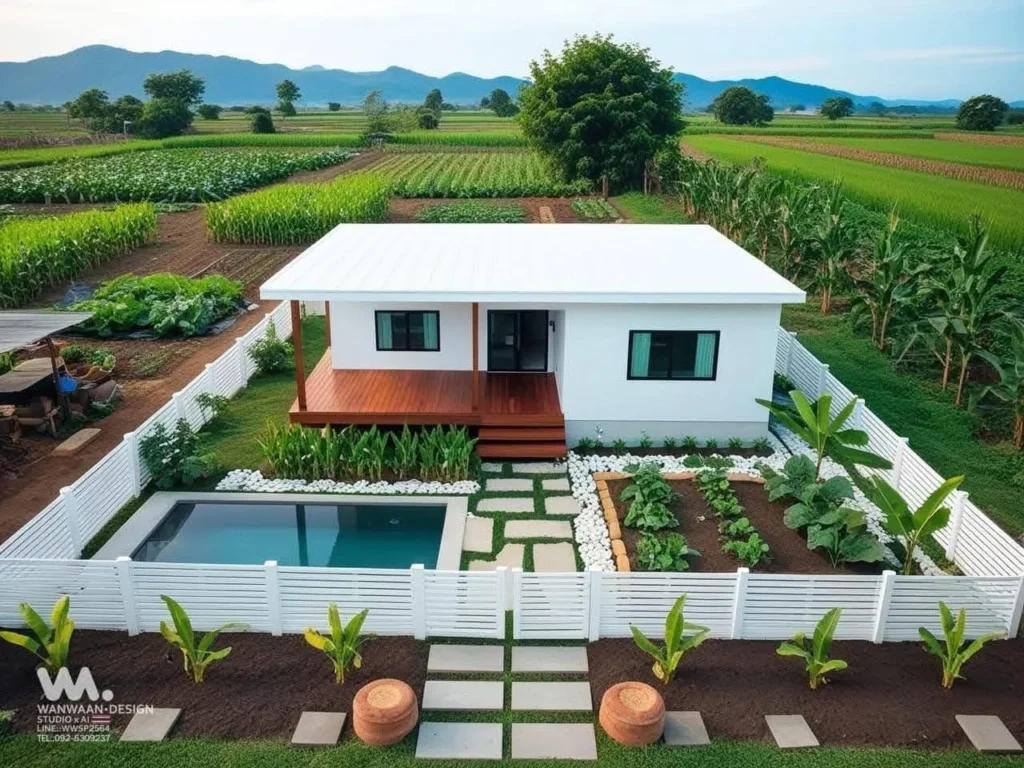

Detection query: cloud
xmin=863 ymin=47 xmax=1024 ymax=63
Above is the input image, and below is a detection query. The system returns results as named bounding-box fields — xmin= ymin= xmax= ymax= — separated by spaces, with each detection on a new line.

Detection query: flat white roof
xmin=260 ymin=223 xmax=805 ymax=305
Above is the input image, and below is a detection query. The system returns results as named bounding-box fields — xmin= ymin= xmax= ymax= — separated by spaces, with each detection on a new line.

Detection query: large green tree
xmin=711 ymin=86 xmax=774 ymax=125
xmin=820 ymin=96 xmax=854 ymax=120
xmin=142 ymin=70 xmax=205 ymax=107
xmin=423 ymin=88 xmax=444 ymax=115
xmin=481 ymin=88 xmax=519 ymax=117
xmin=956 ymin=95 xmax=1008 ymax=131
xmin=276 ymin=79 xmax=301 ymax=116
xmin=518 ymin=34 xmax=684 ymax=189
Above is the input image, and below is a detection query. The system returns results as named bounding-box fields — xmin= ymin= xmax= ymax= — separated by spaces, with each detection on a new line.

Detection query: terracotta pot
xmin=599 ymin=681 xmax=665 ymax=746
xmin=352 ymin=678 xmax=419 ymax=746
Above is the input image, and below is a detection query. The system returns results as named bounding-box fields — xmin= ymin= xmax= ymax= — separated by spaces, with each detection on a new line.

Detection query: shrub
xmin=250 ymin=110 xmax=275 ymax=134
xmin=304 ymin=604 xmax=374 ymax=684
xmin=0 ymin=596 xmax=73 ymax=673
xmin=195 ymin=392 xmax=229 ymax=422
xmin=638 ymin=431 xmax=653 ymax=449
xmin=919 ymin=602 xmax=1004 ymax=689
xmin=575 ymin=436 xmax=596 ymax=451
xmin=630 ymin=595 xmax=709 ymax=685
xmin=197 ymin=104 xmax=222 ymax=120
xmin=681 ymin=435 xmax=698 ymax=450
xmin=776 ymin=607 xmax=847 ymax=689
xmin=136 ymin=97 xmax=193 ymax=139
xmin=727 ymin=437 xmax=744 ymax=450
xmin=247 ymin=321 xmax=293 ymax=374
xmin=159 ymin=595 xmax=245 ymax=683
xmin=636 ymin=532 xmax=699 ymax=572
xmin=662 ymin=436 xmax=678 ymax=450
xmin=620 ymin=463 xmax=679 ymax=531
xmin=612 ymin=439 xmax=627 ymax=456
xmin=752 ymin=436 xmax=771 ymax=453
xmin=704 ymin=438 xmax=718 ymax=450
xmin=139 ymin=418 xmax=215 ymax=490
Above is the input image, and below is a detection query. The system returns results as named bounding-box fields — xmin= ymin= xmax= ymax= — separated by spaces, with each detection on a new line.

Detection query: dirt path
xmin=935 ymin=132 xmax=1024 ymax=147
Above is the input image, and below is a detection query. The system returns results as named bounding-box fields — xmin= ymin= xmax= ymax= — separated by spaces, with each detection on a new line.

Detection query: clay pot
xmin=598 ymin=681 xmax=665 ymax=746
xmin=352 ymin=678 xmax=419 ymax=746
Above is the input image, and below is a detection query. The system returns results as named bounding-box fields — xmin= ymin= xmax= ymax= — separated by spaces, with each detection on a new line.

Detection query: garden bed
xmin=0 ymin=630 xmax=426 ymax=739
xmin=588 ymin=636 xmax=1024 ymax=749
xmin=579 ymin=445 xmax=773 ymax=459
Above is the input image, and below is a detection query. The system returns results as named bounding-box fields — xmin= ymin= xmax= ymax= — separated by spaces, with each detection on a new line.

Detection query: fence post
xmin=891 ymin=437 xmax=910 ymax=489
xmin=852 ymin=397 xmax=866 ymax=431
xmin=494 ymin=566 xmax=508 ymax=640
xmin=172 ymin=391 xmax=186 ymax=422
xmin=730 ymin=568 xmax=749 ymax=639
xmin=115 ymin=557 xmax=140 ymax=636
xmin=1008 ymin=575 xmax=1024 ymax=638
xmin=410 ymin=564 xmax=427 ymax=641
xmin=784 ymin=331 xmax=798 ymax=380
xmin=123 ymin=431 xmax=143 ymax=496
xmin=265 ymin=560 xmax=282 ymax=636
xmin=512 ymin=568 xmax=523 ymax=640
xmin=588 ymin=567 xmax=603 ymax=642
xmin=817 ymin=362 xmax=830 ymax=399
xmin=59 ymin=486 xmax=84 ymax=558
xmin=235 ymin=338 xmax=248 ymax=389
xmin=944 ymin=491 xmax=968 ymax=562
xmin=872 ymin=570 xmax=896 ymax=644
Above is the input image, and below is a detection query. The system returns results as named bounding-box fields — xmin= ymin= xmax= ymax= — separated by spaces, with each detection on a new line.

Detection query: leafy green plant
xmin=630 ymin=595 xmax=709 ymax=685
xmin=139 ymin=418 xmax=215 ymax=489
xmin=723 ymin=532 xmax=771 ymax=567
xmin=704 ymin=456 xmax=734 ymax=470
xmin=918 ymin=602 xmax=1005 ymax=689
xmin=639 ymin=431 xmax=654 ymax=449
xmin=636 ymin=533 xmax=700 ymax=572
xmin=159 ymin=595 xmax=246 ymax=683
xmin=681 ymin=435 xmax=698 ymax=450
xmin=612 ymin=439 xmax=627 ymax=456
xmin=662 ymin=436 xmax=678 ymax=450
xmin=390 ymin=425 xmax=420 ymax=480
xmin=970 ymin=315 xmax=1024 ymax=450
xmin=776 ymin=607 xmax=848 ymax=689
xmin=304 ymin=604 xmax=374 ymax=684
xmin=571 ymin=198 xmax=619 ymax=219
xmin=704 ymin=438 xmax=718 ymax=450
xmin=195 ymin=393 xmax=229 ymax=423
xmin=415 ymin=201 xmax=524 ymax=223
xmin=621 ymin=463 xmax=679 ymax=532
xmin=575 ymin=436 xmax=596 ymax=451
xmin=720 ymin=516 xmax=756 ymax=539
xmin=870 ymin=474 xmax=962 ymax=575
xmin=0 ymin=596 xmax=73 ymax=673
xmin=752 ymin=436 xmax=771 ymax=453
xmin=694 ymin=470 xmax=744 ymax=519
xmin=248 ymin=320 xmax=293 ymax=374
xmin=727 ymin=437 xmax=744 ymax=450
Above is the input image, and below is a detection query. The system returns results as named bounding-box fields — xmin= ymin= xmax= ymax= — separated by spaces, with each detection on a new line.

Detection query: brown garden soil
xmin=387 ymin=196 xmax=628 ymax=224
xmin=589 ymin=636 xmax=1024 ymax=749
xmin=0 ymin=631 xmax=426 ymax=740
xmin=935 ymin=132 xmax=1024 ymax=146
xmin=606 ymin=477 xmax=857 ymax=575
xmin=580 ymin=445 xmax=772 ymax=459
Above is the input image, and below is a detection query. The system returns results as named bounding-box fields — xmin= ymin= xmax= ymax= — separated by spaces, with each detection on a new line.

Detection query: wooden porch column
xmin=291 ymin=300 xmax=307 ymax=411
xmin=471 ymin=302 xmax=480 ymax=412
xmin=324 ymin=301 xmax=331 ymax=347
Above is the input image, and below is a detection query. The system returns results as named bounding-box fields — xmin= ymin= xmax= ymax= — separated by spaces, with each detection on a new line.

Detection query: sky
xmin=2 ymin=0 xmax=1022 ymax=101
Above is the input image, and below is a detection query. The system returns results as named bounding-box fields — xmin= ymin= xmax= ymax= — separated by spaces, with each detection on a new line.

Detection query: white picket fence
xmin=0 ymin=302 xmax=293 ymax=561
xmin=774 ymin=329 xmax=1024 ymax=579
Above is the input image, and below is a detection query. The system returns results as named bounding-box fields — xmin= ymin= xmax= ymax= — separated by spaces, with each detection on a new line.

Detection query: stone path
xmin=416 ymin=722 xmax=503 ymax=760
xmin=511 ymin=682 xmax=593 ymax=711
xmin=427 ymin=644 xmax=504 ymax=673
xmin=956 ymin=715 xmax=1022 ymax=753
xmin=512 ymin=646 xmax=588 ymax=674
xmin=291 ymin=712 xmax=346 ymax=747
xmin=512 ymin=723 xmax=598 ymax=760
xmin=765 ymin=715 xmax=819 ymax=749
xmin=120 ymin=708 xmax=181 ymax=742
xmin=422 ymin=680 xmax=504 ymax=711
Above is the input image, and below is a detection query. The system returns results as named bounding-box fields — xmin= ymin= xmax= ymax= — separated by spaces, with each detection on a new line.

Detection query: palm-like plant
xmin=801 ymin=181 xmax=860 ymax=314
xmin=971 ymin=316 xmax=1024 ymax=449
xmin=776 ymin=607 xmax=847 ymax=690
xmin=0 ymin=596 xmax=73 ymax=673
xmin=629 ymin=594 xmax=709 ymax=685
xmin=919 ymin=602 xmax=1004 ymax=689
xmin=870 ymin=474 xmax=963 ymax=575
xmin=756 ymin=390 xmax=892 ymax=479
xmin=304 ymin=604 xmax=374 ymax=684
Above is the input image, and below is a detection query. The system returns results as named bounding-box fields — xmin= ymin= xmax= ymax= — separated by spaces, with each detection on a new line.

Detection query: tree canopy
xmin=142 ymin=70 xmax=205 ymax=107
xmin=197 ymin=103 xmax=222 ymax=120
xmin=136 ymin=97 xmax=193 ymax=139
xmin=481 ymin=88 xmax=519 ymax=118
xmin=711 ymin=86 xmax=774 ymax=125
xmin=276 ymin=79 xmax=301 ymax=104
xmin=327 ymin=102 xmax=341 ymax=112
xmin=820 ymin=96 xmax=854 ymax=120
xmin=423 ymin=88 xmax=443 ymax=114
xmin=518 ymin=34 xmax=684 ymax=189
xmin=956 ymin=94 xmax=1009 ymax=131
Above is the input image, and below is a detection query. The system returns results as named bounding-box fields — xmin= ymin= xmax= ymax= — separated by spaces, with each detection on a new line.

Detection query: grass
xmin=812 ymin=136 xmax=1024 ymax=172
xmin=783 ymin=304 xmax=1024 ymax=537
xmin=0 ymin=140 xmax=160 ymax=169
xmin=683 ymin=135 xmax=1024 ymax=250
xmin=609 ymin=193 xmax=690 ymax=223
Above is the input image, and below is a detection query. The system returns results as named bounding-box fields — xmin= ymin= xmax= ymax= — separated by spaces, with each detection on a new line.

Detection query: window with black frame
xmin=375 ymin=310 xmax=440 ymax=351
xmin=627 ymin=330 xmax=719 ymax=380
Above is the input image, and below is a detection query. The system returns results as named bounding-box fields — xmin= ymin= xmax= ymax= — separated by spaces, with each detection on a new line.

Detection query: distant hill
xmin=0 ymin=45 xmax=1002 ymax=110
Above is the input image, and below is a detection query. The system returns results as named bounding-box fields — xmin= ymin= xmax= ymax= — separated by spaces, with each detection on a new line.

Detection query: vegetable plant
xmin=139 ymin=419 xmax=215 ymax=490
xmin=776 ymin=607 xmax=848 ymax=689
xmin=719 ymin=516 xmax=756 ymax=539
xmin=620 ymin=463 xmax=679 ymax=532
xmin=630 ymin=595 xmax=709 ymax=685
xmin=195 ymin=393 xmax=229 ymax=423
xmin=0 ymin=596 xmax=73 ymax=673
xmin=870 ymin=474 xmax=963 ymax=575
xmin=919 ymin=602 xmax=1004 ymax=689
xmin=247 ymin=320 xmax=293 ymax=374
xmin=159 ymin=595 xmax=246 ymax=683
xmin=304 ymin=604 xmax=374 ymax=684
xmin=415 ymin=201 xmax=525 ymax=223
xmin=636 ymin=533 xmax=700 ymax=572
xmin=722 ymin=532 xmax=770 ymax=567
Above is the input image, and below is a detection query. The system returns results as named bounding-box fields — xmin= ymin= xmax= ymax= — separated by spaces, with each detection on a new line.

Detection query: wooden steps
xmin=478 ymin=427 xmax=565 ymax=442
xmin=476 ymin=442 xmax=568 ymax=459
xmin=476 ymin=421 xmax=566 ymax=459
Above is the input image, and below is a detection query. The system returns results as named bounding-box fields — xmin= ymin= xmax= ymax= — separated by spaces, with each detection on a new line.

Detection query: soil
xmin=580 ymin=446 xmax=772 ymax=459
xmin=607 ymin=478 xmax=855 ymax=574
xmin=387 ymin=196 xmax=628 ymax=224
xmin=588 ymin=637 xmax=1024 ymax=749
xmin=0 ymin=630 xmax=426 ymax=739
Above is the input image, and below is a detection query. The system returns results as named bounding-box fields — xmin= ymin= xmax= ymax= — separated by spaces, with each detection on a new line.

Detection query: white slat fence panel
xmin=598 ymin=571 xmax=737 ymax=639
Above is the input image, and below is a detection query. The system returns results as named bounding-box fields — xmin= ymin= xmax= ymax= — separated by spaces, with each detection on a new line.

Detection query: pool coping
xmin=91 ymin=492 xmax=468 ymax=571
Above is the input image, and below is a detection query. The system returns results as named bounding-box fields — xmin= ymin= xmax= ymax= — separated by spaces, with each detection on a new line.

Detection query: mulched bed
xmin=607 ymin=477 xmax=857 ymax=574
xmin=589 ymin=636 xmax=1024 ymax=749
xmin=0 ymin=631 xmax=426 ymax=739
xmin=580 ymin=446 xmax=772 ymax=459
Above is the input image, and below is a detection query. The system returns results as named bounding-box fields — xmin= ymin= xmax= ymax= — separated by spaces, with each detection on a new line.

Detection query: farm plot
xmin=0 ymin=148 xmax=354 ymax=204
xmin=811 ymin=136 xmax=1024 ymax=171
xmin=366 ymin=151 xmax=591 ymax=197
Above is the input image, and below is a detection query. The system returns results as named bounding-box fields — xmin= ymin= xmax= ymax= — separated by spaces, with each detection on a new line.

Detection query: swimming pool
xmin=94 ymin=492 xmax=468 ymax=570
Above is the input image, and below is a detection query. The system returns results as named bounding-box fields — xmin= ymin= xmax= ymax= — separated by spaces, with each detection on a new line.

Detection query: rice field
xmin=809 ymin=136 xmax=1024 ymax=171
xmin=366 ymin=151 xmax=591 ymax=197
xmin=0 ymin=148 xmax=354 ymax=203
xmin=683 ymin=134 xmax=1024 ymax=250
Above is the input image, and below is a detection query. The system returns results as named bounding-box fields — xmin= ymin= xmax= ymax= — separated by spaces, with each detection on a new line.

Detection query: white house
xmin=260 ymin=223 xmax=805 ymax=458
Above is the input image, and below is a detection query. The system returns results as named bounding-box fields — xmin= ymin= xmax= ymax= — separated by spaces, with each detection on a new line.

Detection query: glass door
xmin=487 ymin=311 xmax=547 ymax=372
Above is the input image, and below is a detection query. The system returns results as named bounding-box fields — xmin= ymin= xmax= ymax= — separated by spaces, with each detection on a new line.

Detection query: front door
xmin=487 ymin=310 xmax=548 ymax=372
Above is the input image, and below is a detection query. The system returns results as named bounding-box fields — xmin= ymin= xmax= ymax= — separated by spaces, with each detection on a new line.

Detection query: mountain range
xmin=1 ymin=45 xmax=1018 ymax=110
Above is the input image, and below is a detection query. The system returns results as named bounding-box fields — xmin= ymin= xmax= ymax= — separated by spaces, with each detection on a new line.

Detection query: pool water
xmin=132 ymin=501 xmax=446 ymax=568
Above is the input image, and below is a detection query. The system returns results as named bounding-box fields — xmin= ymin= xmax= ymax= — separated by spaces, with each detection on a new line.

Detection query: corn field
xmin=205 ymin=174 xmax=390 ymax=244
xmin=367 ymin=152 xmax=591 ymax=197
xmin=0 ymin=203 xmax=157 ymax=307
xmin=0 ymin=148 xmax=354 ymax=204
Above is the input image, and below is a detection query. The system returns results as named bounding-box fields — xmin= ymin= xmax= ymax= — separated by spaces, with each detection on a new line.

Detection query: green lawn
xmin=611 ymin=192 xmax=691 ymax=223
xmin=812 ymin=136 xmax=1024 ymax=172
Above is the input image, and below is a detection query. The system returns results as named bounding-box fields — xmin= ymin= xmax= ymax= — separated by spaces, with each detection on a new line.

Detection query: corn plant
xmin=776 ymin=607 xmax=847 ymax=689
xmin=159 ymin=596 xmax=246 ymax=683
xmin=630 ymin=595 xmax=709 ymax=685
xmin=304 ymin=604 xmax=374 ymax=684
xmin=0 ymin=596 xmax=73 ymax=673
xmin=919 ymin=602 xmax=1005 ymax=689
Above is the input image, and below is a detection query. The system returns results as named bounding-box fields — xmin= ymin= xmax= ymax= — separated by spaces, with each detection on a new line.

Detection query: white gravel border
xmin=217 ymin=469 xmax=480 ymax=496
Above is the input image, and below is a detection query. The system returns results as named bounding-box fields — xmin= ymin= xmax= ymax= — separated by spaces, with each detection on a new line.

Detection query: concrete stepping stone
xmin=765 ymin=715 xmax=819 ymax=749
xmin=422 ymin=680 xmax=503 ymax=711
xmin=486 ymin=478 xmax=534 ymax=492
xmin=481 ymin=462 xmax=506 ymax=473
xmin=417 ymin=722 xmax=503 ymax=760
xmin=462 ymin=516 xmax=494 ymax=553
xmin=428 ymin=644 xmax=504 ymax=673
xmin=512 ymin=723 xmax=597 ymax=760
xmin=664 ymin=711 xmax=710 ymax=746
xmin=469 ymin=543 xmax=524 ymax=571
xmin=956 ymin=715 xmax=1022 ymax=753
xmin=512 ymin=646 xmax=588 ymax=674
xmin=120 ymin=708 xmax=181 ymax=742
xmin=291 ymin=712 xmax=347 ymax=747
xmin=533 ymin=542 xmax=577 ymax=572
xmin=505 ymin=520 xmax=572 ymax=540
xmin=511 ymin=462 xmax=566 ymax=474
xmin=511 ymin=682 xmax=592 ymax=711
xmin=545 ymin=496 xmax=580 ymax=515
xmin=542 ymin=477 xmax=571 ymax=491
xmin=477 ymin=497 xmax=535 ymax=514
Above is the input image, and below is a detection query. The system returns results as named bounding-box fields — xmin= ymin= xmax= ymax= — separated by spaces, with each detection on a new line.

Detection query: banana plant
xmin=159 ymin=595 xmax=247 ymax=683
xmin=629 ymin=594 xmax=709 ymax=685
xmin=776 ymin=607 xmax=847 ymax=689
xmin=800 ymin=181 xmax=859 ymax=314
xmin=870 ymin=474 xmax=963 ymax=575
xmin=304 ymin=604 xmax=374 ymax=684
xmin=971 ymin=316 xmax=1024 ymax=450
xmin=0 ymin=596 xmax=74 ymax=673
xmin=919 ymin=602 xmax=1004 ymax=689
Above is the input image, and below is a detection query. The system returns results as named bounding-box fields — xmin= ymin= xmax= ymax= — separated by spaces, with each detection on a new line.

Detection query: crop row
xmin=0 ymin=148 xmax=354 ymax=204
